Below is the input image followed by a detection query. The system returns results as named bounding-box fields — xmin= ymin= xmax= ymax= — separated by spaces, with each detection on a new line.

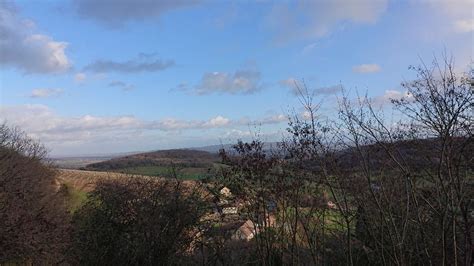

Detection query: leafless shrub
xmin=69 ymin=174 xmax=209 ymax=265
xmin=0 ymin=123 xmax=70 ymax=264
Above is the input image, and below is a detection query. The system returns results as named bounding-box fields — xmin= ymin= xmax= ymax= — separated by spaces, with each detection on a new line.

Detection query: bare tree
xmin=69 ymin=175 xmax=209 ymax=265
xmin=0 ymin=123 xmax=70 ymax=264
xmin=214 ymin=56 xmax=472 ymax=265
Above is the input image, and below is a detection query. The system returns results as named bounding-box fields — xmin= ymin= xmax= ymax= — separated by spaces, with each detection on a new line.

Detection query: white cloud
xmin=261 ymin=114 xmax=287 ymax=124
xmin=0 ymin=3 xmax=71 ymax=73
xmin=265 ymin=0 xmax=388 ymax=43
xmin=196 ymin=69 xmax=263 ymax=95
xmin=205 ymin=116 xmax=230 ymax=127
xmin=0 ymin=105 xmax=288 ymax=154
xmin=453 ymin=19 xmax=474 ymax=33
xmin=372 ymin=89 xmax=413 ymax=106
xmin=352 ymin=64 xmax=381 ymax=73
xmin=424 ymin=0 xmax=473 ymax=33
xmin=28 ymin=88 xmax=64 ymax=98
xmin=74 ymin=73 xmax=87 ymax=83
xmin=427 ymin=0 xmax=473 ymax=19
xmin=224 ymin=129 xmax=252 ymax=138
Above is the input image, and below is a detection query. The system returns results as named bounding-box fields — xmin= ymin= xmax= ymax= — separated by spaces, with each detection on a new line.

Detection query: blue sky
xmin=1 ymin=0 xmax=472 ymax=156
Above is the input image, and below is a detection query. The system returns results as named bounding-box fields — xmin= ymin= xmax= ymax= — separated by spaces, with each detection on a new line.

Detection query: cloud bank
xmin=0 ymin=105 xmax=287 ymax=155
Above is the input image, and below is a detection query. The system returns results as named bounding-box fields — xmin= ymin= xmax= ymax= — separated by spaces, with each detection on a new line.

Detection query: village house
xmin=222 ymin=206 xmax=238 ymax=215
xmin=231 ymin=220 xmax=256 ymax=241
xmin=219 ymin=186 xmax=232 ymax=198
xmin=327 ymin=200 xmax=337 ymax=209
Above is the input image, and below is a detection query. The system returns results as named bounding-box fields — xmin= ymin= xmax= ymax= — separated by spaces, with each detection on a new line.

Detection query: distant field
xmin=55 ymin=169 xmax=131 ymax=213
xmin=55 ymin=169 xmax=203 ymax=212
xmin=111 ymin=165 xmax=215 ymax=180
xmin=51 ymin=157 xmax=112 ymax=169
xmin=83 ymin=149 xmax=222 ymax=180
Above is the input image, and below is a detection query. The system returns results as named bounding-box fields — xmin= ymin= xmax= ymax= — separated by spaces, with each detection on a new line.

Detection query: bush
xmin=0 ymin=124 xmax=70 ymax=264
xmin=69 ymin=176 xmax=208 ymax=265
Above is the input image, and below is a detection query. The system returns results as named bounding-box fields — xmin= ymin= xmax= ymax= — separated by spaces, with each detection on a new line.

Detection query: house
xmin=220 ymin=186 xmax=232 ymax=197
xmin=327 ymin=201 xmax=337 ymax=209
xmin=219 ymin=198 xmax=229 ymax=205
xmin=222 ymin=206 xmax=238 ymax=215
xmin=231 ymin=220 xmax=256 ymax=241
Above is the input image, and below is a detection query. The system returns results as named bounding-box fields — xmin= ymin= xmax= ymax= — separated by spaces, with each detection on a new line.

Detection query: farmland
xmin=82 ymin=149 xmax=221 ymax=180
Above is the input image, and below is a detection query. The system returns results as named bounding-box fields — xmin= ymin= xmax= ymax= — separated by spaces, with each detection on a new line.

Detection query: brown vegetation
xmin=0 ymin=124 xmax=70 ymax=264
xmin=85 ymin=149 xmax=219 ymax=171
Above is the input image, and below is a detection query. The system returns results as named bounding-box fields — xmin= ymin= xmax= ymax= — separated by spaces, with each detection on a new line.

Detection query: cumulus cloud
xmin=204 ymin=116 xmax=230 ymax=127
xmin=453 ymin=18 xmax=474 ymax=33
xmin=28 ymin=88 xmax=64 ymax=98
xmin=0 ymin=105 xmax=228 ymax=141
xmin=83 ymin=53 xmax=174 ymax=73
xmin=196 ymin=69 xmax=263 ymax=95
xmin=426 ymin=0 xmax=473 ymax=33
xmin=0 ymin=3 xmax=71 ymax=73
xmin=373 ymin=89 xmax=413 ymax=106
xmin=74 ymin=0 xmax=200 ymax=27
xmin=352 ymin=64 xmax=381 ymax=73
xmin=265 ymin=0 xmax=388 ymax=43
xmin=108 ymin=80 xmax=135 ymax=91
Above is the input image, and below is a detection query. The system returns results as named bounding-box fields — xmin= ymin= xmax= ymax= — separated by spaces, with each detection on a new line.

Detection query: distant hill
xmin=83 ymin=149 xmax=221 ymax=179
xmin=85 ymin=149 xmax=220 ymax=170
xmin=191 ymin=142 xmax=281 ymax=154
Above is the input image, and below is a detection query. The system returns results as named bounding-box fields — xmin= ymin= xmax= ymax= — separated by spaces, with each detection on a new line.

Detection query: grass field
xmin=113 ymin=165 xmax=213 ymax=180
xmin=55 ymin=169 xmax=204 ymax=213
xmin=61 ymin=182 xmax=88 ymax=213
xmin=56 ymin=169 xmax=131 ymax=212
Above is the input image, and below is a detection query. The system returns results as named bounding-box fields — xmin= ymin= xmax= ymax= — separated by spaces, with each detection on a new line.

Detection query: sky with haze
xmin=0 ymin=0 xmax=472 ymax=156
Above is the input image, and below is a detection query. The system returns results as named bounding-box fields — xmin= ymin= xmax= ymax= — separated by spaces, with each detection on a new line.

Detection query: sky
xmin=0 ymin=0 xmax=472 ymax=156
